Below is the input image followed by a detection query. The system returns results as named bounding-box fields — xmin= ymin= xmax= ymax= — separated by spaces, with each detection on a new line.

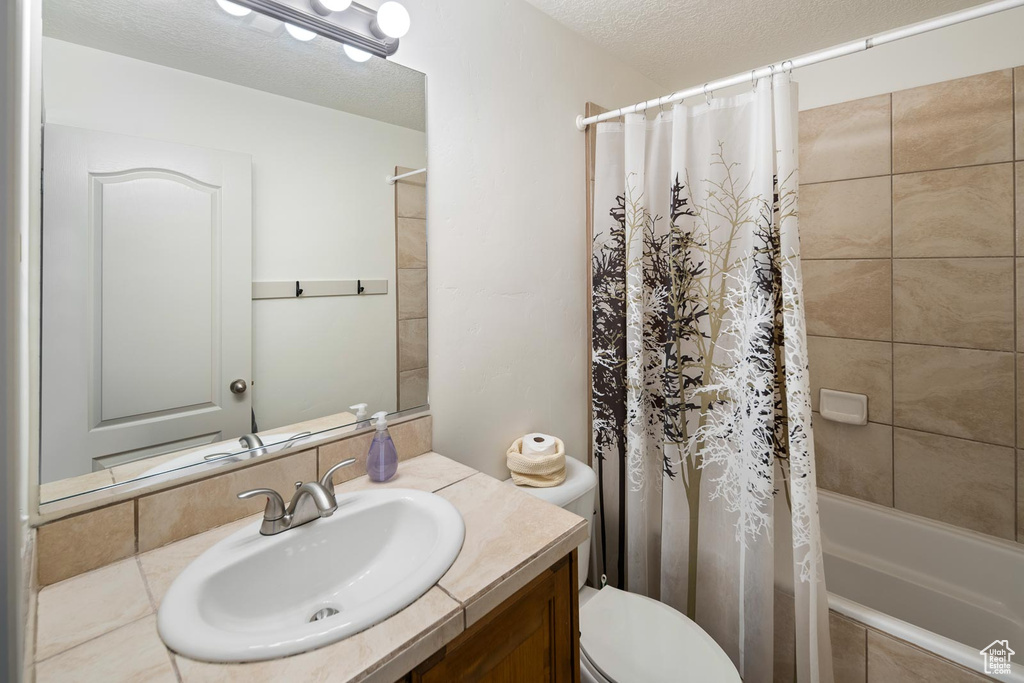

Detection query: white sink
xmin=157 ymin=488 xmax=465 ymax=662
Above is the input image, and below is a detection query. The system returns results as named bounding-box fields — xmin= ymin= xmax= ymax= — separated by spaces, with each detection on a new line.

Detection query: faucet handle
xmin=237 ymin=488 xmax=286 ymax=521
xmin=320 ymin=458 xmax=358 ymax=494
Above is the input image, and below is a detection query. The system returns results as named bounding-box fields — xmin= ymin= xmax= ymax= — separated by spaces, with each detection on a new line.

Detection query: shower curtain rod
xmin=386 ymin=167 xmax=427 ymax=184
xmin=575 ymin=0 xmax=1024 ymax=131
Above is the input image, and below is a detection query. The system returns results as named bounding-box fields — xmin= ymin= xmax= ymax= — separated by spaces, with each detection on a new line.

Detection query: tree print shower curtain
xmin=591 ymin=74 xmax=834 ymax=683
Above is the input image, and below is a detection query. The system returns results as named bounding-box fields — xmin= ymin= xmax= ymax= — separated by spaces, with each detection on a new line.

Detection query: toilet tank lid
xmin=506 ymin=455 xmax=596 ymax=507
xmin=580 ymin=587 xmax=741 ymax=683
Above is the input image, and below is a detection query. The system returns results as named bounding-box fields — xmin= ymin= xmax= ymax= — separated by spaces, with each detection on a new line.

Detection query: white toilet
xmin=511 ymin=456 xmax=741 ymax=683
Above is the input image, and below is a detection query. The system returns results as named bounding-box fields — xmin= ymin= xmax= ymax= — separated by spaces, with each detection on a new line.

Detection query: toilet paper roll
xmin=522 ymin=433 xmax=557 ymax=456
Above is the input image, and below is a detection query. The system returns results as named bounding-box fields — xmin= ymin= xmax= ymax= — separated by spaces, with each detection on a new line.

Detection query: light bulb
xmin=216 ymin=0 xmax=251 ymax=17
xmin=318 ymin=0 xmax=352 ymax=10
xmin=376 ymin=1 xmax=410 ymax=38
xmin=343 ymin=44 xmax=372 ymax=62
xmin=285 ymin=23 xmax=317 ymax=41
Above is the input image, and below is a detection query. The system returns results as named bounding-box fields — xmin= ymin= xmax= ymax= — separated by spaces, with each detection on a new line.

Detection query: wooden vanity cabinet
xmin=403 ymin=550 xmax=580 ymax=683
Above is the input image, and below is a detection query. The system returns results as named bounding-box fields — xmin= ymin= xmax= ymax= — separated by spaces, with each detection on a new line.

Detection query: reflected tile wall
xmin=800 ymin=68 xmax=1022 ymax=545
xmin=396 ymin=166 xmax=429 ymax=411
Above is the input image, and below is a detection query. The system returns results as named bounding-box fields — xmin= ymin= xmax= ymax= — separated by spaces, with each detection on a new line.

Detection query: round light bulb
xmin=216 ymin=0 xmax=251 ymax=17
xmin=343 ymin=44 xmax=372 ymax=62
xmin=285 ymin=23 xmax=317 ymax=41
xmin=376 ymin=1 xmax=410 ymax=38
xmin=317 ymin=0 xmax=352 ymax=11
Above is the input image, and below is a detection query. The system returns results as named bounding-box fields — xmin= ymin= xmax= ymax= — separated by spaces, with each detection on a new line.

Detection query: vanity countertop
xmin=31 ymin=452 xmax=589 ymax=682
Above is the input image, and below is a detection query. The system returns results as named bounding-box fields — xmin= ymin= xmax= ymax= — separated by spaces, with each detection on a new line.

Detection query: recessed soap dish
xmin=819 ymin=388 xmax=868 ymax=426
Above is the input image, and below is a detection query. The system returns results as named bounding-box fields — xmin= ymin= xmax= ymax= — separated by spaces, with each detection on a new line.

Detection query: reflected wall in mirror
xmin=38 ymin=0 xmax=427 ymax=504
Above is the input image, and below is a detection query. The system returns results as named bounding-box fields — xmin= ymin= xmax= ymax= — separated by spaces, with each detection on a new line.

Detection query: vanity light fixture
xmin=343 ymin=44 xmax=372 ymax=62
xmin=373 ymin=1 xmax=410 ymax=39
xmin=310 ymin=0 xmax=352 ymax=13
xmin=216 ymin=0 xmax=409 ymax=61
xmin=216 ymin=0 xmax=252 ymax=17
xmin=284 ymin=23 xmax=318 ymax=41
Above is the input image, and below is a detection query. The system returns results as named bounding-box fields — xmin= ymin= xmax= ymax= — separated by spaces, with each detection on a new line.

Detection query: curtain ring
xmin=783 ymin=59 xmax=793 ymax=75
xmin=750 ymin=69 xmax=758 ymax=91
xmin=703 ymin=83 xmax=712 ymax=105
xmin=664 ymin=91 xmax=682 ymax=113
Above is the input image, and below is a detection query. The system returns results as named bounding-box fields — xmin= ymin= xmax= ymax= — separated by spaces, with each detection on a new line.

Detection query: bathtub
xmin=811 ymin=490 xmax=1024 ymax=681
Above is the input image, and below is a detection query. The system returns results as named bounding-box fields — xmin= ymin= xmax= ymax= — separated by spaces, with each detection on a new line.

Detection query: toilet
xmin=510 ymin=456 xmax=741 ymax=683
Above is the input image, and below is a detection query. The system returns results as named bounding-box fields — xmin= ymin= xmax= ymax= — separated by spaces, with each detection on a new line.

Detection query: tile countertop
xmin=32 ymin=452 xmax=589 ymax=683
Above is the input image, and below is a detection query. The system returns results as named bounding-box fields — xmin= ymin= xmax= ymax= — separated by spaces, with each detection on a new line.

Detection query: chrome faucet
xmin=237 ymin=458 xmax=357 ymax=535
xmin=238 ymin=433 xmax=266 ymax=454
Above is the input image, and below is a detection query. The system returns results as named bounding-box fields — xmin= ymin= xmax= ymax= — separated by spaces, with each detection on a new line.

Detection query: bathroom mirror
xmin=36 ymin=0 xmax=428 ymax=505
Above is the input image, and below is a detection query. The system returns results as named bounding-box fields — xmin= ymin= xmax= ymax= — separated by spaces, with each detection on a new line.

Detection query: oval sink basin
xmin=157 ymin=488 xmax=465 ymax=662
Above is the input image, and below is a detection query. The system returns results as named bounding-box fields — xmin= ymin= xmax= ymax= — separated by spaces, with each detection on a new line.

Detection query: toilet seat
xmin=579 ymin=587 xmax=741 ymax=683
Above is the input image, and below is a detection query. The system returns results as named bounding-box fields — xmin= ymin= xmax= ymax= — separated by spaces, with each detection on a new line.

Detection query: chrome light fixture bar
xmin=226 ymin=0 xmax=400 ymax=58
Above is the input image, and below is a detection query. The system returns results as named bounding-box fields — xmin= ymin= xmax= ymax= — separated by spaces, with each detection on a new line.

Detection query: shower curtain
xmin=590 ymin=74 xmax=833 ymax=682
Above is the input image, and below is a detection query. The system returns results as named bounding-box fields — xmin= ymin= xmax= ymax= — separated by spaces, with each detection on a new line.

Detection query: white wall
xmin=42 ymin=38 xmax=426 ymax=434
xmin=380 ymin=0 xmax=662 ymax=479
xmin=1 ymin=3 xmax=17 ymax=674
xmin=2 ymin=0 xmax=36 ymax=679
xmin=796 ymin=6 xmax=1024 ymax=110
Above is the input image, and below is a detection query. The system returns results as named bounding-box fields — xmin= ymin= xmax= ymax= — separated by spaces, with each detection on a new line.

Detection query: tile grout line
xmin=800 ymin=158 xmax=1016 ymax=187
xmin=34 ymin=612 xmax=152 ymax=666
xmin=804 ymin=255 xmax=1017 ymax=261
xmin=169 ymin=653 xmax=183 ymax=683
xmin=136 ymin=556 xmax=157 ymax=605
xmin=435 ymin=564 xmax=468 ymax=634
xmin=815 ymin=407 xmax=1017 ymax=456
xmin=139 ymin=549 xmax=183 ymax=683
xmin=890 ymin=93 xmax=897 ymax=509
xmin=430 ymin=471 xmax=478 ymax=494
xmin=1014 ymin=66 xmax=1020 ymax=544
xmin=808 ymin=333 xmax=1016 ymax=355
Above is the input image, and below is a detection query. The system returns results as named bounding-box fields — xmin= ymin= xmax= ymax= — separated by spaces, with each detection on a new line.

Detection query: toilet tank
xmin=507 ymin=456 xmax=597 ymax=590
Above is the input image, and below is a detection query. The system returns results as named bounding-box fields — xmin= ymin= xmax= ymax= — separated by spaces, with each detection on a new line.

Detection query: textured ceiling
xmin=524 ymin=0 xmax=992 ymax=90
xmin=43 ymin=0 xmax=426 ymax=131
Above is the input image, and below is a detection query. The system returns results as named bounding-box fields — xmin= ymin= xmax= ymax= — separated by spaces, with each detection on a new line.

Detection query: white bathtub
xmin=813 ymin=490 xmax=1024 ymax=681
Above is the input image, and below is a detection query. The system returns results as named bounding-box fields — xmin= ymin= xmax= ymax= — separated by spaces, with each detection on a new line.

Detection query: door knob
xmin=230 ymin=379 xmax=248 ymax=395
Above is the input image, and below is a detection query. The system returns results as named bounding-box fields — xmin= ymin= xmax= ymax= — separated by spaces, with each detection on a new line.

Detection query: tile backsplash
xmin=800 ymin=67 xmax=1023 ymax=544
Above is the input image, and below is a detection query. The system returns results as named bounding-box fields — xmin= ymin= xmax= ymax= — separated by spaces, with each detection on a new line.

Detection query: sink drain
xmin=309 ymin=607 xmax=340 ymax=622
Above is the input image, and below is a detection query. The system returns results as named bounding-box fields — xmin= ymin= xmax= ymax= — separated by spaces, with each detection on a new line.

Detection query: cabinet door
xmin=411 ymin=551 xmax=579 ymax=683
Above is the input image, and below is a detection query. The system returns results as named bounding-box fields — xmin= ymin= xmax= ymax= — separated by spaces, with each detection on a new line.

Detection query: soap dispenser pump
xmin=366 ymin=411 xmax=398 ymax=483
xmin=349 ymin=403 xmax=369 ymax=430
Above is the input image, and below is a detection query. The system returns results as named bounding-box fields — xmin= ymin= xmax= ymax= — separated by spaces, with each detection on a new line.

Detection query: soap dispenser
xmin=366 ymin=411 xmax=398 ymax=482
xmin=350 ymin=403 xmax=370 ymax=430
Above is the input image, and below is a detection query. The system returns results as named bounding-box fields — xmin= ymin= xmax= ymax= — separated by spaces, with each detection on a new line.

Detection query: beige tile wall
xmin=800 ymin=68 xmax=1023 ymax=544
xmin=33 ymin=415 xmax=433 ymax=587
xmin=396 ymin=167 xmax=429 ymax=410
xmin=774 ymin=589 xmax=994 ymax=683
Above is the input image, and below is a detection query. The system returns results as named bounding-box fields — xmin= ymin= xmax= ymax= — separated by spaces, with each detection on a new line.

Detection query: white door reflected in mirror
xmin=41 ymin=126 xmax=253 ymax=482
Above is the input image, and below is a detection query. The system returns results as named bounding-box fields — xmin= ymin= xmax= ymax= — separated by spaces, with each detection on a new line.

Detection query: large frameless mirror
xmin=37 ymin=0 xmax=428 ymax=506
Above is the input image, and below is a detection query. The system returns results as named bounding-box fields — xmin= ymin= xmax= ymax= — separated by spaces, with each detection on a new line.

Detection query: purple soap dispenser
xmin=367 ymin=411 xmax=398 ymax=483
